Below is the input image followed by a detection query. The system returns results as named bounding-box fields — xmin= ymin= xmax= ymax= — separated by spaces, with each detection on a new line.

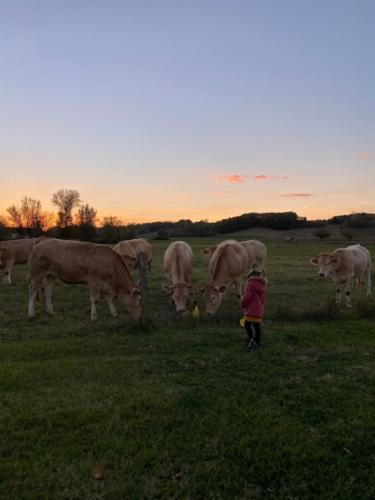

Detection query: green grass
xmin=1 ymin=238 xmax=375 ymax=499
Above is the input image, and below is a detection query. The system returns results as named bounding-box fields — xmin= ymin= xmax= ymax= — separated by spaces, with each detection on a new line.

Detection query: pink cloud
xmin=279 ymin=193 xmax=312 ymax=198
xmin=217 ymin=175 xmax=248 ymax=184
xmin=355 ymin=151 xmax=370 ymax=160
xmin=218 ymin=174 xmax=288 ymax=184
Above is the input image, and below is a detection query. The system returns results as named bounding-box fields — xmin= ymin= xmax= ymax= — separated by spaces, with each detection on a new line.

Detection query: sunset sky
xmin=1 ymin=0 xmax=374 ymax=223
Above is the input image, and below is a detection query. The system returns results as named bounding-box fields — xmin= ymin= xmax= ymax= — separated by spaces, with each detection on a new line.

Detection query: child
xmin=240 ymin=270 xmax=267 ymax=350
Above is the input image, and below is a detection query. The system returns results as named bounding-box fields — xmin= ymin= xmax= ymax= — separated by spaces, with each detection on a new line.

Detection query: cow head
xmin=201 ymin=246 xmax=217 ymax=258
xmin=162 ymin=282 xmax=192 ymax=313
xmin=202 ymin=284 xmax=227 ymax=315
xmin=309 ymin=252 xmax=342 ymax=278
xmin=119 ymin=286 xmax=142 ymax=320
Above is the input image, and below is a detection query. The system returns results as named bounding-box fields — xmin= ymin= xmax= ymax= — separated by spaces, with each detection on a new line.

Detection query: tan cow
xmin=202 ymin=239 xmax=248 ymax=315
xmin=0 ymin=237 xmax=44 ymax=284
xmin=163 ymin=241 xmax=194 ymax=313
xmin=240 ymin=240 xmax=267 ymax=272
xmin=114 ymin=238 xmax=152 ymax=271
xmin=28 ymin=238 xmax=142 ymax=321
xmin=309 ymin=244 xmax=372 ymax=307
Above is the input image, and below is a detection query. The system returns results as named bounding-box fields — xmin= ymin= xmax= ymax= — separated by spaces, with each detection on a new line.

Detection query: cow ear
xmin=309 ymin=256 xmax=319 ymax=265
xmin=330 ymin=256 xmax=339 ymax=264
xmin=218 ymin=285 xmax=227 ymax=293
xmin=131 ymin=287 xmax=140 ymax=296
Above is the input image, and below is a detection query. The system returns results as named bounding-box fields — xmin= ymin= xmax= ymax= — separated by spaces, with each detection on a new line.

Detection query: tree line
xmin=1 ymin=189 xmax=375 ymax=242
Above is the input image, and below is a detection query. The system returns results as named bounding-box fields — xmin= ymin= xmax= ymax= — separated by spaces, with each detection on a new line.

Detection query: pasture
xmin=1 ymin=237 xmax=375 ymax=499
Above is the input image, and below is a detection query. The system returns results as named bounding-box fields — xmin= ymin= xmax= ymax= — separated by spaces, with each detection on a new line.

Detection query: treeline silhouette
xmin=1 ymin=190 xmax=375 ymax=242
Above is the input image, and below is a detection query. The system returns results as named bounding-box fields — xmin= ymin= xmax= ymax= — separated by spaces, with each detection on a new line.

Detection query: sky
xmin=0 ymin=0 xmax=374 ymax=223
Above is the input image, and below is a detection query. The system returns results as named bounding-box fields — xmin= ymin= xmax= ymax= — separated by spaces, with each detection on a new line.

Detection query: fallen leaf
xmin=91 ymin=466 xmax=103 ymax=480
xmin=175 ymin=472 xmax=183 ymax=481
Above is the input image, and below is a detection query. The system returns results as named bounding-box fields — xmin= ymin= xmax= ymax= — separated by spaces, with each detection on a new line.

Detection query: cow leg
xmin=43 ymin=277 xmax=55 ymax=316
xmin=105 ymin=293 xmax=118 ymax=318
xmin=234 ymin=279 xmax=242 ymax=298
xmin=335 ymin=286 xmax=342 ymax=304
xmin=28 ymin=278 xmax=43 ymax=318
xmin=89 ymin=287 xmax=100 ymax=321
xmin=366 ymin=269 xmax=372 ymax=296
xmin=3 ymin=261 xmax=13 ymax=285
xmin=344 ymin=284 xmax=353 ymax=308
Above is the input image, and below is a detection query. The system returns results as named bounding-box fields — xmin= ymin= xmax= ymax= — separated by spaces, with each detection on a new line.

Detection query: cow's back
xmin=0 ymin=238 xmax=36 ymax=263
xmin=240 ymin=240 xmax=267 ymax=269
xmin=114 ymin=240 xmax=136 ymax=259
xmin=209 ymin=240 xmax=248 ymax=281
xmin=349 ymin=244 xmax=372 ymax=273
xmin=128 ymin=238 xmax=152 ymax=257
xmin=164 ymin=241 xmax=193 ymax=276
xmin=30 ymin=239 xmax=126 ymax=285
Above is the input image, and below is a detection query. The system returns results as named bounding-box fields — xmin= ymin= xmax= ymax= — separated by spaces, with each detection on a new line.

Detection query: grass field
xmin=1 ymin=237 xmax=375 ymax=499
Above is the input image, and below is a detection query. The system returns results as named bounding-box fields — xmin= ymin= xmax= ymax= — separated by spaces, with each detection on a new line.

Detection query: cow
xmin=114 ymin=238 xmax=152 ymax=271
xmin=309 ymin=244 xmax=372 ymax=308
xmin=201 ymin=239 xmax=248 ymax=315
xmin=28 ymin=238 xmax=142 ymax=321
xmin=0 ymin=237 xmax=44 ymax=285
xmin=240 ymin=240 xmax=267 ymax=272
xmin=163 ymin=241 xmax=194 ymax=313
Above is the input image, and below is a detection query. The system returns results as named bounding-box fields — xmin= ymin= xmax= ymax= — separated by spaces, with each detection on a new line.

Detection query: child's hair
xmin=247 ymin=269 xmax=265 ymax=279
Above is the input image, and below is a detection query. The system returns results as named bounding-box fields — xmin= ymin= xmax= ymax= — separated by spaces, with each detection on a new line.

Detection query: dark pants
xmin=245 ymin=321 xmax=261 ymax=345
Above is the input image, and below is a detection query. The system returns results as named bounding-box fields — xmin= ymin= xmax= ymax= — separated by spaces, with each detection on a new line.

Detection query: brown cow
xmin=202 ymin=239 xmax=248 ymax=315
xmin=309 ymin=243 xmax=372 ymax=307
xmin=163 ymin=241 xmax=194 ymax=313
xmin=114 ymin=238 xmax=152 ymax=270
xmin=28 ymin=238 xmax=142 ymax=321
xmin=0 ymin=237 xmax=44 ymax=284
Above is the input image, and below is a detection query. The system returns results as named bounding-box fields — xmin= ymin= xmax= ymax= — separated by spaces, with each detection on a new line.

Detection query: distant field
xmin=1 ymin=238 xmax=375 ymax=498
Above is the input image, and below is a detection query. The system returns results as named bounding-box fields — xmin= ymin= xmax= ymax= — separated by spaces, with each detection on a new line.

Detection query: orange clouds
xmin=218 ymin=174 xmax=288 ymax=183
xmin=355 ymin=151 xmax=370 ymax=160
xmin=217 ymin=174 xmax=247 ymax=183
xmin=279 ymin=193 xmax=311 ymax=198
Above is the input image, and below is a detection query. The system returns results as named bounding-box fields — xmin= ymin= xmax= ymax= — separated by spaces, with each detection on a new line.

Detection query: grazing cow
xmin=28 ymin=238 xmax=142 ymax=321
xmin=309 ymin=244 xmax=372 ymax=307
xmin=0 ymin=237 xmax=44 ymax=284
xmin=163 ymin=241 xmax=194 ymax=313
xmin=202 ymin=239 xmax=248 ymax=315
xmin=114 ymin=238 xmax=152 ymax=270
xmin=240 ymin=240 xmax=267 ymax=272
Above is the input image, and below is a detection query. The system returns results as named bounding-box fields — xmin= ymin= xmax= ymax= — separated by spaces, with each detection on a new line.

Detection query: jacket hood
xmin=248 ymin=276 xmax=267 ymax=290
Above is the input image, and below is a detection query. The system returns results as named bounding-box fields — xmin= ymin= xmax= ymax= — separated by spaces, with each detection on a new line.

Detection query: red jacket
xmin=240 ymin=277 xmax=266 ymax=319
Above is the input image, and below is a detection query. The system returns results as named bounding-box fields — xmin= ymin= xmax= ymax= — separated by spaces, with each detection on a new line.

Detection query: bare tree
xmin=7 ymin=196 xmax=43 ymax=235
xmin=76 ymin=203 xmax=97 ymax=241
xmin=7 ymin=205 xmax=23 ymax=228
xmin=76 ymin=204 xmax=97 ymax=226
xmin=51 ymin=189 xmax=81 ymax=228
xmin=101 ymin=215 xmax=123 ymax=243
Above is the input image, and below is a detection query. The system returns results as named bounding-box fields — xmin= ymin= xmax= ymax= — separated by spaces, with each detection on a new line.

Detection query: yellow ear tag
xmin=192 ymin=304 xmax=200 ymax=319
xmin=239 ymin=318 xmax=246 ymax=328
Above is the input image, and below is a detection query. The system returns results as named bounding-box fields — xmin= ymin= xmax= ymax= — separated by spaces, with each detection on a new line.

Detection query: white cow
xmin=163 ymin=241 xmax=194 ymax=313
xmin=309 ymin=244 xmax=372 ymax=307
xmin=240 ymin=240 xmax=267 ymax=272
xmin=202 ymin=239 xmax=248 ymax=315
xmin=114 ymin=238 xmax=152 ymax=271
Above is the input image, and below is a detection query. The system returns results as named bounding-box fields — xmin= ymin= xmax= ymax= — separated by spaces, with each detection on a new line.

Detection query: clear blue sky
xmin=1 ymin=0 xmax=374 ymax=221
